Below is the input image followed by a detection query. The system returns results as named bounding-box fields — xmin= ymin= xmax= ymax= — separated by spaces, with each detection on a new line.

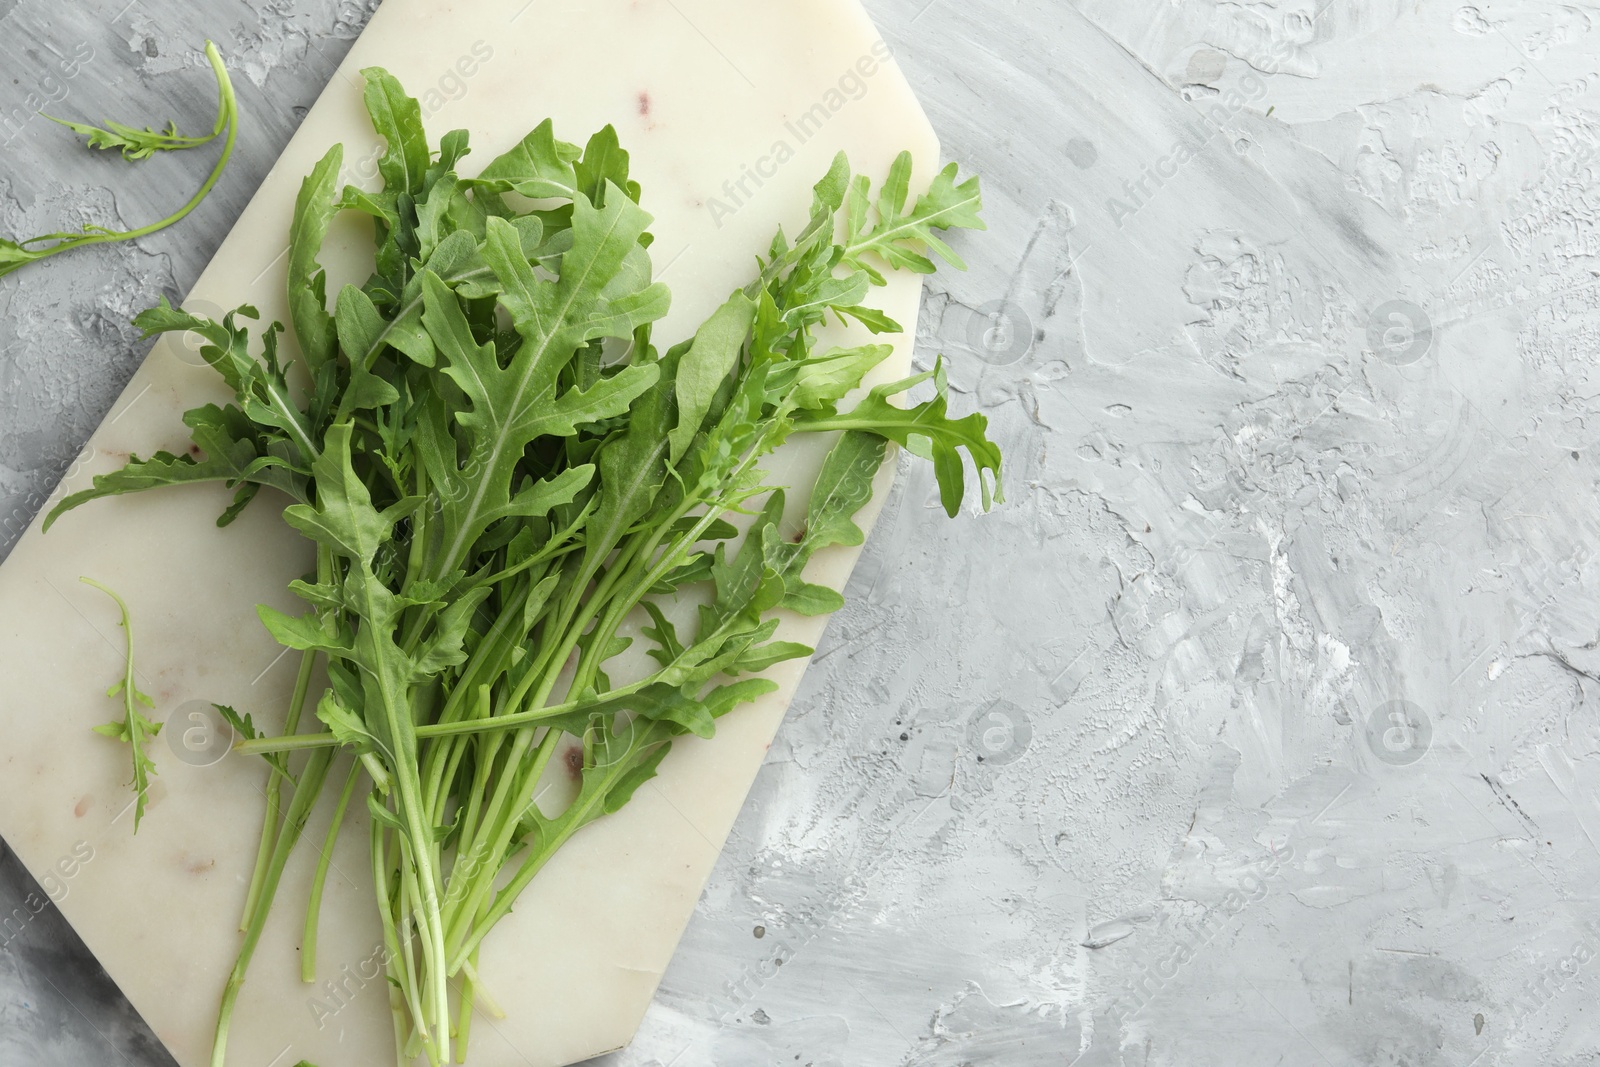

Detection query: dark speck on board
xmin=638 ymin=90 xmax=650 ymax=116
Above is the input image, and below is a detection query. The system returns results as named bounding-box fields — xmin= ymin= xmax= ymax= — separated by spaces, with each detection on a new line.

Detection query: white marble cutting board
xmin=0 ymin=1 xmax=939 ymax=1064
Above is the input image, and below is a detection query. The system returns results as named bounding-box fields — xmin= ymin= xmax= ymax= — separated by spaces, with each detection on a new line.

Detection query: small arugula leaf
xmin=780 ymin=580 xmax=845 ymax=616
xmin=424 ymin=129 xmax=472 ymax=195
xmin=132 ymin=300 xmax=320 ymax=466
xmin=411 ymin=585 xmax=492 ymax=678
xmin=475 ymin=464 xmax=596 ymax=530
xmin=796 ymin=430 xmax=886 ymax=551
xmin=648 ymin=552 xmax=715 ymax=595
xmin=81 ymin=578 xmax=161 ymax=832
xmin=710 ymin=492 xmax=787 ymax=619
xmin=45 ymin=444 xmax=250 ymax=531
xmin=670 ymin=292 xmax=755 ymax=465
xmin=574 ymin=124 xmax=643 ymax=208
xmin=582 ymin=377 xmax=674 ymax=568
xmin=316 ymin=693 xmax=393 ymax=794
xmin=843 ymin=153 xmax=985 ymax=282
xmin=834 ymin=304 xmax=902 ymax=333
xmin=638 ymin=604 xmax=683 ymax=668
xmin=790 ymin=343 xmax=894 ymax=408
xmin=44 ymin=116 xmax=195 ymax=161
xmin=280 ymin=424 xmax=399 ymax=568
xmin=133 ymin=298 xmax=260 ymax=390
xmin=701 ymin=678 xmax=781 ymax=719
xmin=594 ymin=719 xmax=673 ymax=815
xmin=45 ymin=402 xmax=309 ymax=531
xmin=729 ymin=640 xmax=813 ymax=673
xmin=44 ymin=41 xmax=230 ymax=162
xmin=256 ymin=606 xmax=355 ymax=660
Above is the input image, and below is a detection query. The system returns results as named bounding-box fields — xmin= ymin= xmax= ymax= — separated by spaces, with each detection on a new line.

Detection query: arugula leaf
xmin=464 ymin=119 xmax=581 ymax=200
xmin=361 ymin=67 xmax=431 ymax=198
xmin=286 ymin=145 xmax=344 ymax=373
xmin=44 ymin=41 xmax=232 ymax=162
xmin=843 ymin=152 xmax=985 ymax=282
xmin=574 ymin=124 xmax=642 ymax=207
xmin=788 ymin=343 xmax=893 ymax=408
xmin=44 ymin=116 xmax=207 ymax=161
xmin=44 ymin=403 xmax=307 ymax=531
xmin=81 ymin=578 xmax=161 ymax=832
xmin=796 ymin=359 xmax=1003 ymax=516
xmin=133 ymin=301 xmax=320 ymax=464
xmin=670 ymin=293 xmax=756 ymax=464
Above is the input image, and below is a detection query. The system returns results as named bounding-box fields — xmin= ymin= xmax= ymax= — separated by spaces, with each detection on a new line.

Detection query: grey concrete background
xmin=4 ymin=0 xmax=1600 ymax=1064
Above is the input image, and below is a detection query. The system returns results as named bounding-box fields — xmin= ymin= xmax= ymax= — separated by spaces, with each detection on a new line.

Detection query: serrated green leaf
xmin=796 ymin=361 xmax=1001 ymax=516
xmin=844 ymin=154 xmax=985 ymax=281
xmin=81 ymin=578 xmax=160 ymax=832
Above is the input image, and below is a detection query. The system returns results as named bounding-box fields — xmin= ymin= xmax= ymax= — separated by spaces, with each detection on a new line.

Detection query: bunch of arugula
xmin=47 ymin=67 xmax=998 ymax=1066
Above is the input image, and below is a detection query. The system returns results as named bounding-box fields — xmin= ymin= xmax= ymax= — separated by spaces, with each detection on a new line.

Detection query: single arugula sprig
xmin=46 ymin=116 xmax=212 ymax=160
xmin=80 ymin=578 xmax=161 ymax=832
xmin=44 ymin=304 xmax=313 ymax=531
xmin=45 ymin=51 xmax=233 ymax=162
xmin=843 ymin=152 xmax=984 ymax=280
xmin=49 ymin=66 xmax=997 ymax=1067
xmin=0 ymin=41 xmax=237 ymax=281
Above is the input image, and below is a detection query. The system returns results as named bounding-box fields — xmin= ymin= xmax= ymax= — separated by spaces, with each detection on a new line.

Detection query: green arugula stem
xmin=447 ymin=723 xmax=670 ymax=972
xmin=454 ymin=966 xmax=476 ymax=1062
xmin=234 ymin=671 xmax=653 ymax=755
xmin=211 ymin=746 xmax=334 ymax=1067
xmin=301 ymin=759 xmax=361 ymax=983
xmin=440 ymin=726 xmax=561 ymax=962
xmin=43 ymin=40 xmax=231 ymax=158
xmin=371 ymin=814 xmax=418 ymax=1062
xmin=240 ymin=648 xmax=318 ymax=928
xmin=351 ymin=575 xmax=453 ymax=1063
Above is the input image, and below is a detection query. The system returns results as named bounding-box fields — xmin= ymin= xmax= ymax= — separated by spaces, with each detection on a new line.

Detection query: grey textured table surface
xmin=4 ymin=1 xmax=1600 ymax=1064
